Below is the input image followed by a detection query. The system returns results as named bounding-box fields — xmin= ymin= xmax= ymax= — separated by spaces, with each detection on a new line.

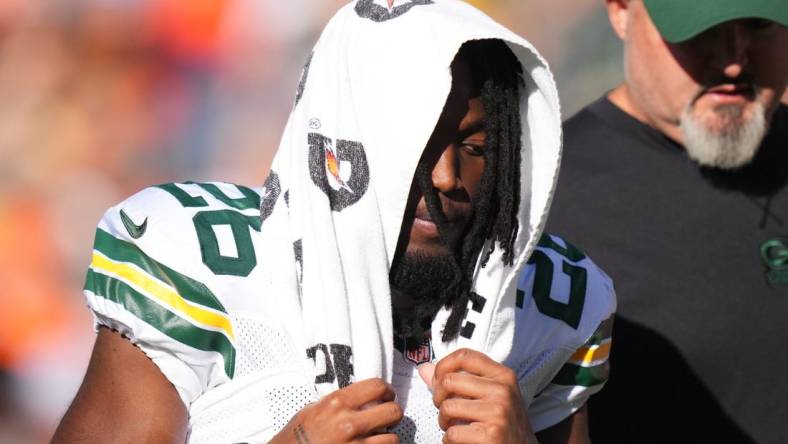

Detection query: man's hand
xmin=270 ymin=378 xmax=403 ymax=444
xmin=419 ymin=348 xmax=538 ymax=444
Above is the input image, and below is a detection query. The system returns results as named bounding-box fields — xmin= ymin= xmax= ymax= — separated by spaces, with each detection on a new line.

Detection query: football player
xmin=53 ymin=1 xmax=615 ymax=443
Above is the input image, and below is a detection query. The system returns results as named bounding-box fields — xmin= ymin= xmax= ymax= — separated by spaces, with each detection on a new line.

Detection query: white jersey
xmin=84 ymin=182 xmax=615 ymax=443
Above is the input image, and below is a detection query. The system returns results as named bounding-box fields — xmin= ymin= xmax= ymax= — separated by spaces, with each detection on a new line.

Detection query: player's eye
xmin=461 ymin=143 xmax=485 ymax=157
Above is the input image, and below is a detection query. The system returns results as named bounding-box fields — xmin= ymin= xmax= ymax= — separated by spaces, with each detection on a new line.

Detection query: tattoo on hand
xmin=295 ymin=424 xmax=312 ymax=444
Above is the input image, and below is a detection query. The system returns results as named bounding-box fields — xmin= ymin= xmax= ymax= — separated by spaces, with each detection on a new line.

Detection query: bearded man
xmin=546 ymin=1 xmax=788 ymax=443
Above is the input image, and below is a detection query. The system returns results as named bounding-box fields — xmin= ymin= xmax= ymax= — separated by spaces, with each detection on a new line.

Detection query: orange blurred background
xmin=0 ymin=1 xmax=622 ymax=441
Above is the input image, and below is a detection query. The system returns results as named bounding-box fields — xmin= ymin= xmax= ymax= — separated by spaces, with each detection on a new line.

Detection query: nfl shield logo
xmin=404 ymin=338 xmax=433 ymax=365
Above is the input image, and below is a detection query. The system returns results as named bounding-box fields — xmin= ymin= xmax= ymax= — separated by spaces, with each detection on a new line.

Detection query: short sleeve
xmin=529 ymin=316 xmax=614 ymax=431
xmin=518 ymin=234 xmax=616 ymax=431
xmin=83 ymin=186 xmax=238 ymax=407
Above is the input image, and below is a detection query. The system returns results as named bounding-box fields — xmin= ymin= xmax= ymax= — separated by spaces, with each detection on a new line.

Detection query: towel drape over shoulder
xmin=257 ymin=0 xmax=563 ymax=396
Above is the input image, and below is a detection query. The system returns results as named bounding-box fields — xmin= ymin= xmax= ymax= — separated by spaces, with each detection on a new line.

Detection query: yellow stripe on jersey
xmin=91 ymin=251 xmax=235 ymax=341
xmin=567 ymin=339 xmax=612 ymax=367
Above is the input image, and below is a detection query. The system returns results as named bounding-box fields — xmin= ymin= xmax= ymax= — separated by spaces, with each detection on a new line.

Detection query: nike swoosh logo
xmin=120 ymin=209 xmax=147 ymax=239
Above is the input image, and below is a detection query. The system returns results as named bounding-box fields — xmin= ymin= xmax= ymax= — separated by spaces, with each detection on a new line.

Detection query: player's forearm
xmin=52 ymin=328 xmax=188 ymax=443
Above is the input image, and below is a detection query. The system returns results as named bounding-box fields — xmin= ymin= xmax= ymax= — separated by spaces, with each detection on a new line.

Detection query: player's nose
xmin=431 ymin=146 xmax=461 ymax=193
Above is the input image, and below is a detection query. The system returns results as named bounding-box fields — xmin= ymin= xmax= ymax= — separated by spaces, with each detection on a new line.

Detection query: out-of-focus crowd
xmin=0 ymin=1 xmax=619 ymax=441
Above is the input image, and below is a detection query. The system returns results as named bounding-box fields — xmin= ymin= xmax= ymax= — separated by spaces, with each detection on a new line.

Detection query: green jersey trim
xmin=86 ymin=269 xmax=236 ymax=378
xmin=93 ymin=228 xmax=228 ymax=313
xmin=87 ymin=228 xmax=236 ymax=378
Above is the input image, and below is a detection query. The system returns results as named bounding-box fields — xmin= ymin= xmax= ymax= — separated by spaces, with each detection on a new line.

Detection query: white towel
xmin=256 ymin=0 xmax=562 ymax=397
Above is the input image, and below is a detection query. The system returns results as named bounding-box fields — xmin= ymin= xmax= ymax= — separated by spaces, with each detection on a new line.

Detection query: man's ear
xmin=605 ymin=0 xmax=630 ymax=40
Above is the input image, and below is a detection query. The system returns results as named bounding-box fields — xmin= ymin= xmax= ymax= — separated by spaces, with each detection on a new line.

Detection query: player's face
xmin=613 ymin=0 xmax=788 ymax=146
xmin=402 ymin=59 xmax=486 ymax=258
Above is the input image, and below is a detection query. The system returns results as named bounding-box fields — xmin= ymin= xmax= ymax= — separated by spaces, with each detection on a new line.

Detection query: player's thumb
xmin=418 ymin=363 xmax=436 ymax=391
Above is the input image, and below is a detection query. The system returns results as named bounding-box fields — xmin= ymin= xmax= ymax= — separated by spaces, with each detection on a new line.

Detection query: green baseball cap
xmin=642 ymin=0 xmax=788 ymax=43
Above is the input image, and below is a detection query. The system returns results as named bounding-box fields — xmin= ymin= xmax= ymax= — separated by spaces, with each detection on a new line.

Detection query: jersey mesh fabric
xmin=233 ymin=316 xmax=299 ymax=378
xmin=187 ymin=385 xmax=272 ymax=443
xmin=187 ymin=383 xmax=316 ymax=443
xmin=265 ymin=386 xmax=316 ymax=432
xmin=187 ymin=316 xmax=316 ymax=443
xmin=390 ymin=354 xmax=442 ymax=443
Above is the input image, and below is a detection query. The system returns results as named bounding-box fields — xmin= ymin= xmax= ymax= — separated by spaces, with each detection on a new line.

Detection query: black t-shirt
xmin=547 ymin=97 xmax=788 ymax=444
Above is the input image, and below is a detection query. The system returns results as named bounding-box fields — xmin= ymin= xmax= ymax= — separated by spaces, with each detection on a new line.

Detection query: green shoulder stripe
xmin=551 ymin=361 xmax=609 ymax=387
xmin=86 ymin=269 xmax=235 ymax=377
xmin=93 ymin=228 xmax=227 ymax=314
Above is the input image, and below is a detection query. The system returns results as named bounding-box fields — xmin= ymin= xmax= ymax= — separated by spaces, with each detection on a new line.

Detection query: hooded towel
xmin=258 ymin=0 xmax=563 ymax=396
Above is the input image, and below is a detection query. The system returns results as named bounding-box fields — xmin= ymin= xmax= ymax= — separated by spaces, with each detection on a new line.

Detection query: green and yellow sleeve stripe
xmin=85 ymin=228 xmax=236 ymax=378
xmin=551 ymin=316 xmax=614 ymax=387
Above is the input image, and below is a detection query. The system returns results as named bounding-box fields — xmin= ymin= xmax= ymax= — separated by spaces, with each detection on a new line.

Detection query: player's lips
xmin=412 ymin=207 xmax=462 ymax=238
xmin=703 ymin=83 xmax=755 ymax=104
xmin=413 ymin=216 xmax=440 ymax=237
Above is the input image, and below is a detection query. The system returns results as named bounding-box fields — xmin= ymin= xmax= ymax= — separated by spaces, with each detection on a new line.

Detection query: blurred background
xmin=0 ymin=0 xmax=622 ymax=441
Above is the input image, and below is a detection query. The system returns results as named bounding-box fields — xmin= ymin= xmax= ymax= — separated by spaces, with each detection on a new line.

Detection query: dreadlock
xmin=420 ymin=39 xmax=524 ymax=342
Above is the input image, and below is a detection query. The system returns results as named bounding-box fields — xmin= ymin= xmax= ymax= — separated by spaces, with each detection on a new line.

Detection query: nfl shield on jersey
xmin=83 ymin=182 xmax=615 ymax=443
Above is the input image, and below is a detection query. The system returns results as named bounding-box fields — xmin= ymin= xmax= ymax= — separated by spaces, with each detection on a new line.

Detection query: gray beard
xmin=389 ymin=252 xmax=457 ymax=341
xmin=680 ymin=101 xmax=767 ymax=170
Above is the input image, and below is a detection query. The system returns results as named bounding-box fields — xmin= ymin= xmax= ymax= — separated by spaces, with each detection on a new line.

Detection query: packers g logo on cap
xmin=308 ymin=132 xmax=370 ymax=212
xmin=760 ymin=238 xmax=788 ymax=286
